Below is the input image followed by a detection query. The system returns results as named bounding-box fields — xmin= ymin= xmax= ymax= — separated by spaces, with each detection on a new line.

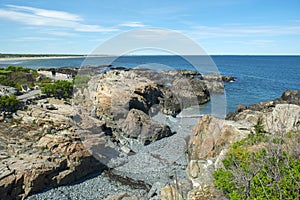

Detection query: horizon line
xmin=1 ymin=53 xmax=300 ymax=57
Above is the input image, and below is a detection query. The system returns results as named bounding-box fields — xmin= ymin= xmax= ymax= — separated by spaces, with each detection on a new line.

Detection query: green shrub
xmin=0 ymin=95 xmax=21 ymax=112
xmin=213 ymin=120 xmax=300 ymax=199
xmin=7 ymin=65 xmax=32 ymax=73
xmin=0 ymin=66 xmax=38 ymax=89
xmin=41 ymin=80 xmax=74 ymax=99
xmin=0 ymin=75 xmax=15 ymax=87
xmin=73 ymin=75 xmax=91 ymax=88
xmin=36 ymin=76 xmax=53 ymax=87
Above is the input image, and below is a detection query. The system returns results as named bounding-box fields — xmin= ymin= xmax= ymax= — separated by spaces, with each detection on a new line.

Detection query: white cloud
xmin=14 ymin=37 xmax=59 ymax=41
xmin=127 ymin=29 xmax=181 ymax=40
xmin=7 ymin=4 xmax=83 ymax=21
xmin=224 ymin=40 xmax=274 ymax=46
xmin=0 ymin=4 xmax=118 ymax=33
xmin=44 ymin=30 xmax=77 ymax=36
xmin=185 ymin=24 xmax=300 ymax=39
xmin=119 ymin=21 xmax=146 ymax=28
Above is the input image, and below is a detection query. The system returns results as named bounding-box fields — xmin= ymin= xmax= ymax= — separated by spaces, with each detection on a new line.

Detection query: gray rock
xmin=280 ymin=90 xmax=300 ymax=105
xmin=226 ymin=90 xmax=300 ymax=120
xmin=0 ymin=85 xmax=19 ymax=96
xmin=222 ymin=75 xmax=235 ymax=82
xmin=159 ymin=87 xmax=181 ymax=117
xmin=120 ymin=109 xmax=173 ymax=145
xmin=46 ymin=104 xmax=57 ymax=110
xmin=172 ymin=78 xmax=210 ymax=108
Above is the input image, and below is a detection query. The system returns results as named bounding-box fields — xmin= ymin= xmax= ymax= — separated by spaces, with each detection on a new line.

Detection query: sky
xmin=0 ymin=0 xmax=300 ymax=55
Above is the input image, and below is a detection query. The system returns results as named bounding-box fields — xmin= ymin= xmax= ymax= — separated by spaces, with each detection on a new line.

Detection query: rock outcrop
xmin=0 ymin=98 xmax=106 ymax=200
xmin=186 ymin=91 xmax=300 ymax=198
xmin=188 ymin=115 xmax=250 ymax=187
xmin=0 ymin=85 xmax=19 ymax=96
xmin=0 ymin=66 xmax=237 ymax=200
xmin=81 ymin=69 xmax=211 ymax=118
xmin=227 ymin=90 xmax=300 ymax=120
xmin=279 ymin=90 xmax=300 ymax=105
xmin=201 ymin=73 xmax=235 ymax=93
xmin=74 ymin=68 xmax=211 ymax=146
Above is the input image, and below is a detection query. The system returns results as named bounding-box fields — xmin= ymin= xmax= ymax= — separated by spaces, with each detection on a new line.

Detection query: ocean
xmin=1 ymin=55 xmax=300 ymax=113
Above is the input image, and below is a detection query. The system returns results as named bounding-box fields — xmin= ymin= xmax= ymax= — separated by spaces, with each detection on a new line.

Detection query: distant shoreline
xmin=0 ymin=56 xmax=86 ymax=62
xmin=1 ymin=55 xmax=299 ymax=62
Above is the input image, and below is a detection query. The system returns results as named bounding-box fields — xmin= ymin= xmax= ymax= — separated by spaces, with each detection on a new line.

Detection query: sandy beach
xmin=0 ymin=56 xmax=85 ymax=61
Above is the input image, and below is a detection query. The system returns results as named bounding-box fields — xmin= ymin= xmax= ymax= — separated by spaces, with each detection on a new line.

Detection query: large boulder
xmin=0 ymin=85 xmax=19 ymax=96
xmin=0 ymin=130 xmax=105 ymax=200
xmin=129 ymin=84 xmax=163 ymax=115
xmin=75 ymin=69 xmax=213 ymax=121
xmin=73 ymin=69 xmax=212 ymax=148
xmin=0 ymin=98 xmax=107 ymax=200
xmin=187 ymin=115 xmax=249 ymax=187
xmin=120 ymin=109 xmax=173 ymax=145
xmin=172 ymin=78 xmax=210 ymax=107
xmin=188 ymin=115 xmax=247 ymax=161
xmin=158 ymin=87 xmax=181 ymax=117
xmin=82 ymin=70 xmax=166 ymax=120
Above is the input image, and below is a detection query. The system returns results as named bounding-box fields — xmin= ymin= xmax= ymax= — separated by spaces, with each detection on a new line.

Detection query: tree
xmin=41 ymin=80 xmax=74 ymax=99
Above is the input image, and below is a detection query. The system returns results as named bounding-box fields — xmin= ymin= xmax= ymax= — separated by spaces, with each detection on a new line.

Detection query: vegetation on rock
xmin=0 ymin=94 xmax=21 ymax=112
xmin=213 ymin=118 xmax=300 ymax=199
xmin=41 ymin=80 xmax=74 ymax=99
xmin=0 ymin=66 xmax=38 ymax=90
xmin=73 ymin=75 xmax=91 ymax=88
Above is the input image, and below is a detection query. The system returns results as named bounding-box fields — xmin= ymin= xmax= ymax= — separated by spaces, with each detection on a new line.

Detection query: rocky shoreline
xmin=2 ymin=66 xmax=299 ymax=200
xmin=0 ymin=67 xmax=233 ymax=199
xmin=22 ymin=89 xmax=300 ymax=200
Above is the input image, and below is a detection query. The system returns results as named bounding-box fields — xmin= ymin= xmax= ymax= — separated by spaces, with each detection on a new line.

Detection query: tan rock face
xmin=0 ymin=98 xmax=105 ymax=200
xmin=75 ymin=69 xmax=211 ymax=120
xmin=188 ymin=115 xmax=245 ymax=161
xmin=160 ymin=184 xmax=181 ymax=200
xmin=160 ymin=179 xmax=193 ymax=200
xmin=187 ymin=103 xmax=300 ymax=194
xmin=88 ymin=70 xmax=158 ymax=118
xmin=262 ymin=104 xmax=300 ymax=134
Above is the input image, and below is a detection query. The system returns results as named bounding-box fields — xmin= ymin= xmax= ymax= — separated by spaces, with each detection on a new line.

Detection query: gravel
xmin=26 ymin=171 xmax=148 ymax=200
xmin=26 ymin=110 xmax=201 ymax=200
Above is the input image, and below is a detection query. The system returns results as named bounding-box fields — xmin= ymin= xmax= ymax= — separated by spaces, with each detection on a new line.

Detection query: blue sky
xmin=0 ymin=0 xmax=299 ymax=55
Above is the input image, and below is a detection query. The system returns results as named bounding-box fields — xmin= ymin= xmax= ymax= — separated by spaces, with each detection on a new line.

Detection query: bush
xmin=0 ymin=75 xmax=15 ymax=87
xmin=7 ymin=66 xmax=32 ymax=73
xmin=0 ymin=66 xmax=38 ymax=89
xmin=213 ymin=120 xmax=300 ymax=199
xmin=73 ymin=75 xmax=91 ymax=88
xmin=0 ymin=95 xmax=21 ymax=112
xmin=41 ymin=80 xmax=74 ymax=99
